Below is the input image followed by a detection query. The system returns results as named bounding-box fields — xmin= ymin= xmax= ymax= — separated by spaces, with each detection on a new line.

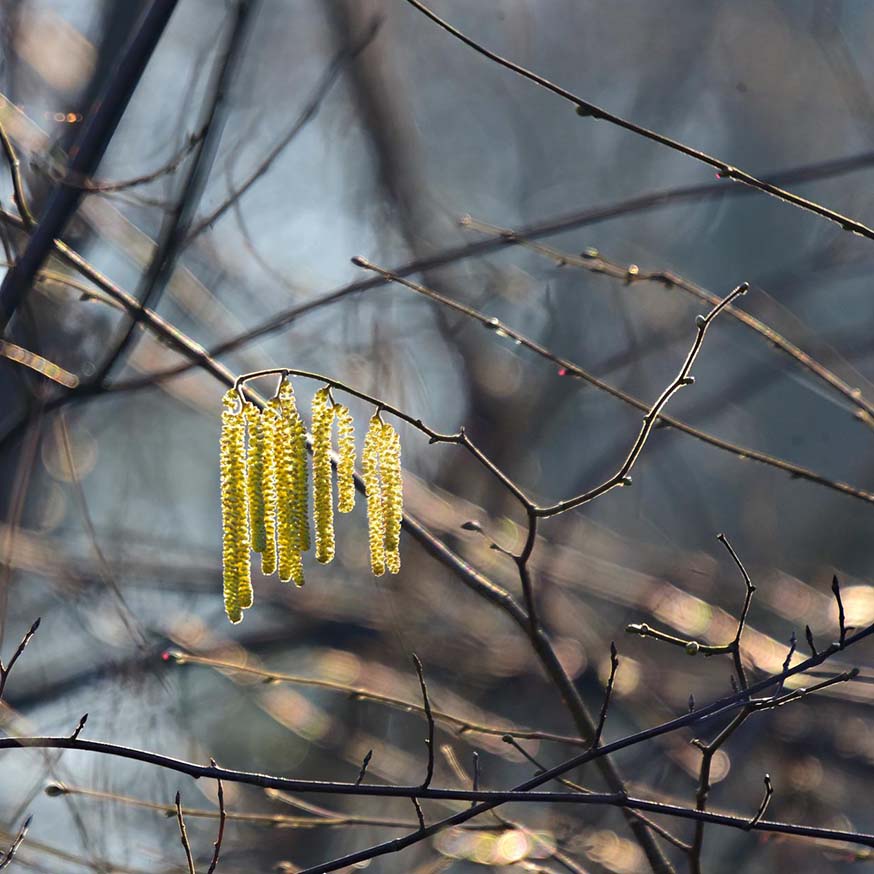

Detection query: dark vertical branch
xmin=717 ymin=533 xmax=756 ymax=691
xmin=832 ymin=575 xmax=847 ymax=646
xmin=593 ymin=642 xmax=620 ymax=749
xmin=0 ymin=0 xmax=181 ymax=331
xmin=90 ymin=0 xmax=260 ymax=385
xmin=175 ymin=792 xmax=197 ymax=874
xmin=205 ymin=762 xmax=226 ymax=874
xmin=412 ymin=655 xmax=435 ymax=790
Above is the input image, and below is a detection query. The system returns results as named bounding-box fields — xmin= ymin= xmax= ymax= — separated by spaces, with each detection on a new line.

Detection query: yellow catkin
xmin=220 ymin=390 xmax=250 ymax=623
xmin=335 ymin=404 xmax=356 ymax=514
xmin=312 ymin=388 xmax=335 ymax=564
xmin=274 ymin=387 xmax=305 ymax=587
xmin=260 ymin=402 xmax=279 ymax=576
xmin=380 ymin=421 xmax=403 ymax=575
xmin=288 ymin=399 xmax=310 ymax=558
xmin=363 ymin=414 xmax=386 ymax=576
xmin=245 ymin=404 xmax=266 ymax=555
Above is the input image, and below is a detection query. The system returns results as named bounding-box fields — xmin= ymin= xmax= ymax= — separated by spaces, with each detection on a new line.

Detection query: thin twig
xmin=48 ymin=781 xmax=471 ymax=831
xmin=0 ymin=618 xmax=40 ymax=700
xmin=175 ymin=793 xmax=197 ymax=874
xmin=412 ymin=655 xmax=435 ymax=790
xmin=593 ymin=642 xmax=619 ymax=749
xmin=0 ymin=121 xmax=35 ymax=230
xmin=206 ymin=761 xmax=225 ymax=874
xmin=52 ymin=128 xmax=205 ymax=192
xmin=744 ymin=775 xmax=773 ymax=831
xmin=70 ymin=714 xmax=88 ymax=741
xmin=0 ymin=815 xmax=32 ymax=871
xmin=805 ymin=625 xmax=818 ymax=657
xmin=411 ymin=798 xmax=425 ymax=831
xmin=628 ymin=534 xmax=758 ymax=692
xmin=833 ymin=575 xmax=848 ymax=646
xmin=355 ymin=751 xmax=373 ymax=786
xmin=717 ymin=533 xmax=756 ymax=691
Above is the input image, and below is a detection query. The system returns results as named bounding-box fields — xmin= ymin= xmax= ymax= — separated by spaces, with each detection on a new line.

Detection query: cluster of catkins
xmin=220 ymin=380 xmax=403 ymax=623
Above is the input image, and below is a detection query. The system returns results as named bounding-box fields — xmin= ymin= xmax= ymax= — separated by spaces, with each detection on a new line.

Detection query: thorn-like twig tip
xmin=355 ymin=750 xmax=373 ymax=786
xmin=71 ymin=713 xmax=88 ymax=740
xmin=832 ymin=575 xmax=847 ymax=645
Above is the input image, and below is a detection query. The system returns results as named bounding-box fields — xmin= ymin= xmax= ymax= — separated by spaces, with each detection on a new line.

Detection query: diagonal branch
xmin=401 ymin=0 xmax=874 ymax=242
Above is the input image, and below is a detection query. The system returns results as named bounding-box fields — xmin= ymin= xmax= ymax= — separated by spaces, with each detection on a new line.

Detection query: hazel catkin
xmin=312 ymin=387 xmax=335 ymax=564
xmin=286 ymin=388 xmax=310 ymax=557
xmin=335 ymin=403 xmax=356 ymax=514
xmin=220 ymin=390 xmax=250 ymax=623
xmin=363 ymin=414 xmax=386 ymax=576
xmin=259 ymin=402 xmax=279 ymax=576
xmin=275 ymin=384 xmax=306 ymax=586
xmin=245 ymin=403 xmax=267 ymax=555
xmin=380 ymin=421 xmax=403 ymax=575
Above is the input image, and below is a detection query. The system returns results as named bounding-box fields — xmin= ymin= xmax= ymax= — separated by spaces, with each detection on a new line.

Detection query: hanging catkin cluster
xmin=219 ymin=380 xmax=402 ymax=623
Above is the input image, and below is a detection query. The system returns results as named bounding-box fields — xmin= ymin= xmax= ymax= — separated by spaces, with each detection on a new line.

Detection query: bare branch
xmin=593 ymin=642 xmax=619 ymax=749
xmin=0 ymin=815 xmax=32 ymax=871
xmin=412 ymin=655 xmax=435 ymax=790
xmin=206 ymin=760 xmax=225 ymax=874
xmin=175 ymin=793 xmax=197 ymax=874
xmin=411 ymin=798 xmax=425 ymax=831
xmin=0 ymin=618 xmax=40 ymax=701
